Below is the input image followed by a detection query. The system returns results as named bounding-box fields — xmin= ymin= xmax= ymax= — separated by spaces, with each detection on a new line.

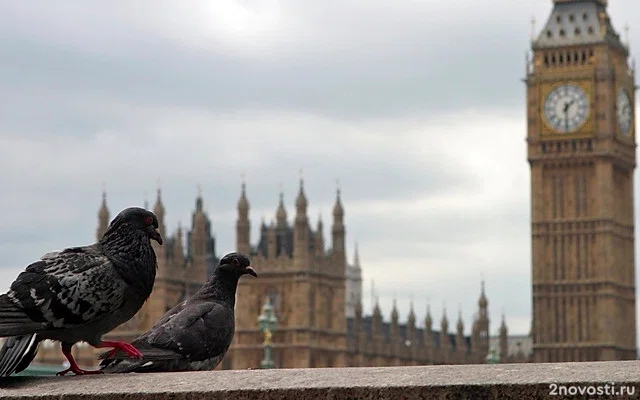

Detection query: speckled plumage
xmin=99 ymin=252 xmax=256 ymax=373
xmin=0 ymin=207 xmax=162 ymax=378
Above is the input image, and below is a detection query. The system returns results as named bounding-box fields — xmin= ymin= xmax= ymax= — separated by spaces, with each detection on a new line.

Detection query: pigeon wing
xmin=140 ymin=301 xmax=234 ymax=362
xmin=4 ymin=245 xmax=127 ymax=330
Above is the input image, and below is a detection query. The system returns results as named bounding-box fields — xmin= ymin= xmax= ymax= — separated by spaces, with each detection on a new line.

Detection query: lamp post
xmin=486 ymin=347 xmax=499 ymax=364
xmin=258 ymin=296 xmax=278 ymax=369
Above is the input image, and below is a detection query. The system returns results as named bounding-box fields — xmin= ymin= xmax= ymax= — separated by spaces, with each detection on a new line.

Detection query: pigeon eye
xmin=232 ymin=258 xmax=239 ymax=266
xmin=144 ymin=216 xmax=153 ymax=225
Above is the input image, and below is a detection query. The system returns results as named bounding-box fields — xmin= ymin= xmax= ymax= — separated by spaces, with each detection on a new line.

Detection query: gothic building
xmin=229 ymin=179 xmax=491 ymax=368
xmin=30 ymin=180 xmax=493 ymax=369
xmin=526 ymin=0 xmax=637 ymax=362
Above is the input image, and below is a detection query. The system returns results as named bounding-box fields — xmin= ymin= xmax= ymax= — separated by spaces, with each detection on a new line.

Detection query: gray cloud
xmin=0 ymin=0 xmax=639 ymax=340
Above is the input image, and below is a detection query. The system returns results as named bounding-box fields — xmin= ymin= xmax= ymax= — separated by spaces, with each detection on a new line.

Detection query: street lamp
xmin=258 ymin=296 xmax=278 ymax=369
xmin=486 ymin=347 xmax=499 ymax=364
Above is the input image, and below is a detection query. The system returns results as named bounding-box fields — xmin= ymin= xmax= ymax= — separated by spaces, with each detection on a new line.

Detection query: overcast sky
xmin=1 ymin=0 xmax=639 ymax=342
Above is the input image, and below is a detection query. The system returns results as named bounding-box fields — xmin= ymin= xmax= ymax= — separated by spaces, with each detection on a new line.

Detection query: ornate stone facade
xmin=526 ymin=0 xmax=637 ymax=362
xmin=31 ymin=181 xmax=492 ymax=369
xmin=228 ymin=180 xmax=491 ymax=368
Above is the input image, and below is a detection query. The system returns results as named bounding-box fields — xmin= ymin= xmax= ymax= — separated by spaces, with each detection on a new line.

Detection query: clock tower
xmin=526 ymin=0 xmax=637 ymax=362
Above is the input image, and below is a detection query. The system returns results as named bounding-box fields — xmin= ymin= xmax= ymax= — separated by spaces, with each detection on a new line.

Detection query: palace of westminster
xmin=26 ymin=0 xmax=640 ymax=368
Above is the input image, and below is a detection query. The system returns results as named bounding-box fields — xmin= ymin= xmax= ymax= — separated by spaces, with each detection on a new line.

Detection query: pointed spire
xmin=315 ymin=212 xmax=325 ymax=256
xmin=154 ymin=187 xmax=165 ymax=219
xmin=408 ymin=298 xmax=416 ymax=324
xmin=441 ymin=306 xmax=449 ymax=332
xmin=479 ymin=279 xmax=488 ymax=308
xmin=97 ymin=188 xmax=110 ymax=240
xmin=373 ymin=296 xmax=381 ymax=316
xmin=237 ymin=179 xmax=249 ymax=215
xmin=295 ymin=175 xmax=308 ymax=216
xmin=425 ymin=300 xmax=432 ymax=325
xmin=457 ymin=306 xmax=464 ymax=333
xmin=196 ymin=184 xmax=203 ymax=211
xmin=236 ymin=179 xmax=251 ymax=254
xmin=391 ymin=296 xmax=398 ymax=322
xmin=99 ymin=189 xmax=109 ymax=219
xmin=354 ymin=242 xmax=360 ymax=267
xmin=332 ymin=180 xmax=344 ymax=219
xmin=276 ymin=189 xmax=287 ymax=227
xmin=500 ymin=311 xmax=508 ymax=333
xmin=143 ymin=190 xmax=149 ymax=210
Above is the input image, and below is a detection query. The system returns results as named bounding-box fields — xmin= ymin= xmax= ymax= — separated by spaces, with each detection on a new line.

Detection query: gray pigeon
xmin=98 ymin=252 xmax=256 ymax=373
xmin=0 ymin=207 xmax=162 ymax=377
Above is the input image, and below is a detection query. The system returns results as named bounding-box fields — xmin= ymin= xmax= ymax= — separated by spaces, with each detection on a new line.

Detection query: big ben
xmin=526 ymin=0 xmax=637 ymax=362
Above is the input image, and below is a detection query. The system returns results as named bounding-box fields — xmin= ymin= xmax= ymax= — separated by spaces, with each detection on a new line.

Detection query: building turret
xmin=315 ymin=215 xmax=325 ymax=257
xmin=424 ymin=303 xmax=433 ymax=359
xmin=153 ymin=188 xmax=165 ymax=235
xmin=186 ymin=191 xmax=209 ymax=283
xmin=372 ymin=298 xmax=383 ymax=338
xmin=390 ymin=298 xmax=399 ymax=340
xmin=441 ymin=308 xmax=450 ymax=357
xmin=153 ymin=187 xmax=166 ymax=249
xmin=499 ymin=313 xmax=509 ymax=363
xmin=456 ymin=309 xmax=466 ymax=360
xmin=96 ymin=190 xmax=110 ymax=240
xmin=477 ymin=281 xmax=490 ymax=352
xmin=293 ymin=179 xmax=309 ymax=269
xmin=276 ymin=192 xmax=287 ymax=228
xmin=407 ymin=301 xmax=416 ymax=347
xmin=236 ymin=181 xmax=251 ymax=255
xmin=331 ymin=187 xmax=345 ymax=264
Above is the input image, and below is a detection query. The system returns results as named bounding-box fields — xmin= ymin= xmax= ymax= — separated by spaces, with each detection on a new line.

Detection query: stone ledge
xmin=1 ymin=361 xmax=639 ymax=400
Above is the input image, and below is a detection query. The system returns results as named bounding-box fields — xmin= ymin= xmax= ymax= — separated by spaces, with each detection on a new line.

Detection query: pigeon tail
xmin=0 ymin=334 xmax=40 ymax=378
xmin=0 ymin=295 xmax=44 ymax=337
xmin=99 ymin=358 xmax=158 ymax=374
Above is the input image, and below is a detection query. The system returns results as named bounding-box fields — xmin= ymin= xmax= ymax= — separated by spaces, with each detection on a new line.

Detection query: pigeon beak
xmin=149 ymin=228 xmax=163 ymax=245
xmin=244 ymin=266 xmax=258 ymax=277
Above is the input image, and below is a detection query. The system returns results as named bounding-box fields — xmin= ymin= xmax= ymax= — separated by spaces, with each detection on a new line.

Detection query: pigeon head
xmin=217 ymin=252 xmax=257 ymax=278
xmin=105 ymin=207 xmax=163 ymax=245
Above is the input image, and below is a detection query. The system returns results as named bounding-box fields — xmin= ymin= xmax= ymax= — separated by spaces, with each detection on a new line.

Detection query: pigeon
xmin=0 ymin=207 xmax=162 ymax=378
xmin=98 ymin=251 xmax=257 ymax=373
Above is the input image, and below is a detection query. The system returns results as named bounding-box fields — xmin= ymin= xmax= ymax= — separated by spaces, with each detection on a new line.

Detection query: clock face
xmin=543 ymin=84 xmax=590 ymax=133
xmin=617 ymin=89 xmax=632 ymax=136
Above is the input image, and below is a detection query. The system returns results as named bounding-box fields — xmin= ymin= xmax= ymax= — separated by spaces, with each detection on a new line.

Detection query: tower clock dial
xmin=543 ymin=84 xmax=589 ymax=133
xmin=617 ymin=89 xmax=632 ymax=136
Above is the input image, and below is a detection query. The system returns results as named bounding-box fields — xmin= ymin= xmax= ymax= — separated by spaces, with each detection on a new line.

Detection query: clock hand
xmin=563 ymin=99 xmax=575 ymax=113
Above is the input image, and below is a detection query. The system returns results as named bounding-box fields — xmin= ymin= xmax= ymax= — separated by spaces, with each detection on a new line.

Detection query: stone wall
xmin=1 ymin=361 xmax=639 ymax=399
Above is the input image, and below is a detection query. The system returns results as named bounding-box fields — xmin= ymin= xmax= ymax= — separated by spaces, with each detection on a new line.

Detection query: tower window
xmin=556 ymin=15 xmax=562 ymax=23
xmin=569 ymin=14 xmax=575 ymax=22
xmin=559 ymin=29 xmax=566 ymax=37
xmin=575 ymin=27 xmax=581 ymax=35
xmin=547 ymin=30 xmax=553 ymax=38
xmin=583 ymin=13 xmax=588 ymax=21
xmin=588 ymin=26 xmax=594 ymax=34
